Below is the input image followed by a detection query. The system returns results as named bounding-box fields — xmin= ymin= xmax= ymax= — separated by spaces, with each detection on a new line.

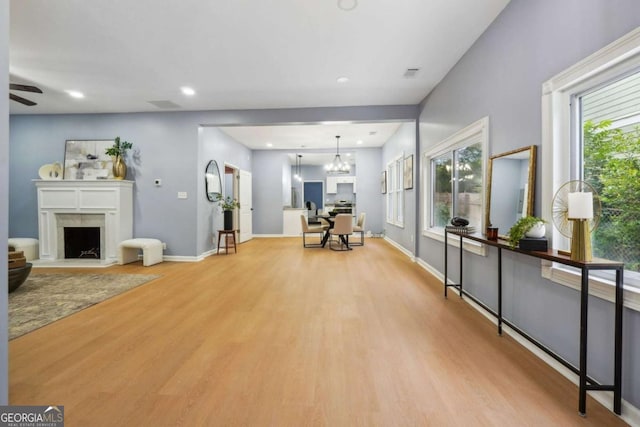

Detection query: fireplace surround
xmin=35 ymin=180 xmax=133 ymax=265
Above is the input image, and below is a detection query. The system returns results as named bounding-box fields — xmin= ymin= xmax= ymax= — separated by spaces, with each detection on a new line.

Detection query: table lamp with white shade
xmin=568 ymin=191 xmax=593 ymax=261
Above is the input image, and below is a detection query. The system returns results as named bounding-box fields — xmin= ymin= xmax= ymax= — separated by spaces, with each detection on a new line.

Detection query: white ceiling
xmin=9 ymin=0 xmax=509 ymax=153
xmin=218 ymin=121 xmax=404 ymax=150
xmin=219 ymin=121 xmax=405 ymax=164
xmin=9 ymin=0 xmax=510 ymax=115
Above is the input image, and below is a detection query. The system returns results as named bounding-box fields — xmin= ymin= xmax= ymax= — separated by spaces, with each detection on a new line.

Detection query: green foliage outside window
xmin=583 ymin=119 xmax=640 ymax=271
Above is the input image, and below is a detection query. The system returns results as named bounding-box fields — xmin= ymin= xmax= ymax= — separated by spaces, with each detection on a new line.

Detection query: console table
xmin=443 ymin=230 xmax=624 ymax=416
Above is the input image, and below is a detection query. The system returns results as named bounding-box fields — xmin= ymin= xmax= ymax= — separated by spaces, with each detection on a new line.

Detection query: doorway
xmin=303 ymin=181 xmax=323 ymax=211
xmin=303 ymin=181 xmax=324 ymax=224
xmin=224 ymin=164 xmax=252 ymax=243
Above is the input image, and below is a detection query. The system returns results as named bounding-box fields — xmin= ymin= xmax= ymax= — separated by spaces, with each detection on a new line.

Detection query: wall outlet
xmin=162 ymin=242 xmax=167 ymax=250
xmin=178 ymin=192 xmax=187 ymax=199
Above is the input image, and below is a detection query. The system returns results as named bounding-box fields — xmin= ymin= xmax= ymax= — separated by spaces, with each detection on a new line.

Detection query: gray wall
xmin=198 ymin=127 xmax=252 ymax=255
xmin=9 ymin=112 xmax=201 ymax=256
xmin=251 ymin=150 xmax=291 ymax=235
xmin=9 ymin=105 xmax=416 ymax=255
xmin=0 ymin=0 xmax=9 ymax=405
xmin=382 ymin=122 xmax=417 ymax=252
xmin=418 ymin=0 xmax=640 ymax=408
xmin=353 ymin=148 xmax=384 ymax=235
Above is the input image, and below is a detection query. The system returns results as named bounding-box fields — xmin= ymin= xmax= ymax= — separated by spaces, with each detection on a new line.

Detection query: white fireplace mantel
xmin=35 ymin=180 xmax=133 ymax=265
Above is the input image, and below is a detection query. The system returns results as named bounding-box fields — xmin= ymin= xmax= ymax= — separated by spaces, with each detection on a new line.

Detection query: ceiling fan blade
xmin=9 ymin=93 xmax=37 ymax=106
xmin=9 ymin=83 xmax=43 ymax=93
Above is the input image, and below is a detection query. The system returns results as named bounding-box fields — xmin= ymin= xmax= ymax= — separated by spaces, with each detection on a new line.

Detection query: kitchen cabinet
xmin=283 ymin=208 xmax=307 ymax=235
xmin=326 ymin=176 xmax=356 ymax=194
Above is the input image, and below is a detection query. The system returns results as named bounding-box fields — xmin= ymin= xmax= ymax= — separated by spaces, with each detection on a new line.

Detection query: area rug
xmin=8 ymin=273 xmax=160 ymax=339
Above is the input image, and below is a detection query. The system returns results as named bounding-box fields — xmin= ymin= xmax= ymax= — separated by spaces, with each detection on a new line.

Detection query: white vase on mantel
xmin=525 ymin=222 xmax=546 ymax=238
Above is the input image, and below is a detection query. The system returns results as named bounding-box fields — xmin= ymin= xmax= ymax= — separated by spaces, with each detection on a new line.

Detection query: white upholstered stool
xmin=8 ymin=238 xmax=39 ymax=261
xmin=118 ymin=238 xmax=164 ymax=266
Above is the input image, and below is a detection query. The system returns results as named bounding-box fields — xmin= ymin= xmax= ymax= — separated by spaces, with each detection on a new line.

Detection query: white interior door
xmin=239 ymin=169 xmax=252 ymax=243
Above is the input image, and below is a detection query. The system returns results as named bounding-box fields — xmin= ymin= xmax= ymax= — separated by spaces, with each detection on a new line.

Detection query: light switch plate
xmin=178 ymin=192 xmax=187 ymax=199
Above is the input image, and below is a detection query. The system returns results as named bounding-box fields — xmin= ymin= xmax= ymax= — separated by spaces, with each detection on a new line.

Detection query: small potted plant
xmin=214 ymin=195 xmax=240 ymax=230
xmin=508 ymin=216 xmax=546 ymax=248
xmin=105 ymin=136 xmax=133 ymax=179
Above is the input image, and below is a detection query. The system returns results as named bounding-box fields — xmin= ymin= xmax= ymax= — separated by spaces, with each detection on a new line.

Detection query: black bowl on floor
xmin=8 ymin=263 xmax=32 ymax=293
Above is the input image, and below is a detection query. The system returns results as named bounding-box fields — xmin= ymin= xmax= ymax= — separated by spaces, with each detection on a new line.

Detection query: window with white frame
xmin=423 ymin=117 xmax=488 ymax=243
xmin=578 ymin=71 xmax=640 ymax=283
xmin=542 ymin=27 xmax=640 ymax=304
xmin=386 ymin=155 xmax=404 ymax=226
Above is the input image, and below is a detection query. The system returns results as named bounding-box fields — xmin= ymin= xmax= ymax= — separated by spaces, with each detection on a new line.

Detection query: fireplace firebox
xmin=64 ymin=227 xmax=101 ymax=259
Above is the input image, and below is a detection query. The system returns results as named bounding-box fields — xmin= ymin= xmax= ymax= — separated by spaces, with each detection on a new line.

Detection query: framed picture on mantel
xmin=63 ymin=139 xmax=114 ymax=180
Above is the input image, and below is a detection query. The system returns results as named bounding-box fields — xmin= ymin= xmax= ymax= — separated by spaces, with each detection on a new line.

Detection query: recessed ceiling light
xmin=357 ymin=140 xmax=363 ymax=145
xmin=337 ymin=0 xmax=357 ymax=11
xmin=66 ymin=90 xmax=84 ymax=99
xmin=181 ymin=87 xmax=195 ymax=96
xmin=266 ymin=142 xmax=273 ymax=147
xmin=336 ymin=76 xmax=349 ymax=84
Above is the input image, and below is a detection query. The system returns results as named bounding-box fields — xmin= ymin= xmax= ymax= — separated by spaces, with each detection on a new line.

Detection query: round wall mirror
xmin=205 ymin=160 xmax=222 ymax=202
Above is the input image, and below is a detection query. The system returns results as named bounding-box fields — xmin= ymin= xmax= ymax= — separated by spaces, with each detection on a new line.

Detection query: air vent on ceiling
xmin=148 ymin=100 xmax=181 ymax=109
xmin=403 ymin=68 xmax=420 ymax=78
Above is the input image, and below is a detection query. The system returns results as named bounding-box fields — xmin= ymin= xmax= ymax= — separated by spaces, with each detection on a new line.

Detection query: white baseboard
xmin=413 ymin=256 xmax=640 ymax=426
xmin=161 ymin=255 xmax=200 ymax=262
xmin=383 ymin=236 xmax=415 ymax=261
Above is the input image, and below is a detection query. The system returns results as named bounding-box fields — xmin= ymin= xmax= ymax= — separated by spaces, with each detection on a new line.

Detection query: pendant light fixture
xmin=294 ymin=154 xmax=303 ymax=182
xmin=325 ymin=135 xmax=351 ymax=174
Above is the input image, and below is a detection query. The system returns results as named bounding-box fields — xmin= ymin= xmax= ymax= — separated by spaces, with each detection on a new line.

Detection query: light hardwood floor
xmin=9 ymin=238 xmax=627 ymax=426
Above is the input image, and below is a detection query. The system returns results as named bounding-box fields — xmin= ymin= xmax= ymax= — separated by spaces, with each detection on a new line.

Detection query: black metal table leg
xmin=614 ymin=267 xmax=624 ymax=415
xmin=579 ymin=267 xmax=589 ymax=416
xmin=459 ymin=234 xmax=463 ymax=298
xmin=444 ymin=230 xmax=449 ymax=298
xmin=498 ymin=247 xmax=502 ymax=335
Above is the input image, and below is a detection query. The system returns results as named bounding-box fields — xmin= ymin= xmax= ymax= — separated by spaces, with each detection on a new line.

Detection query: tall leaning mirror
xmin=485 ymin=145 xmax=537 ymax=238
xmin=205 ymin=160 xmax=222 ymax=202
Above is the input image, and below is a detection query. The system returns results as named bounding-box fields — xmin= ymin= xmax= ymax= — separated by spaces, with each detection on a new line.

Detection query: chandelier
xmin=325 ymin=135 xmax=351 ymax=174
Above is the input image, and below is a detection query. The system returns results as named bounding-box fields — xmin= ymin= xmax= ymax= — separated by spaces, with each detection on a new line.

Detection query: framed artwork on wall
xmin=404 ymin=154 xmax=414 ymax=190
xmin=381 ymin=171 xmax=387 ymax=194
xmin=63 ymin=139 xmax=114 ymax=180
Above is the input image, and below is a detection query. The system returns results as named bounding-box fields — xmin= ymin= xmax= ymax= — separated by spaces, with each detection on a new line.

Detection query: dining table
xmin=318 ymin=215 xmax=335 ymax=247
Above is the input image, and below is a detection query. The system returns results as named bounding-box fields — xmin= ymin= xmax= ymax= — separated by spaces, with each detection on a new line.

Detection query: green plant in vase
xmin=214 ymin=194 xmax=240 ymax=211
xmin=214 ymin=195 xmax=240 ymax=231
xmin=105 ymin=136 xmax=133 ymax=180
xmin=508 ymin=216 xmax=546 ymax=248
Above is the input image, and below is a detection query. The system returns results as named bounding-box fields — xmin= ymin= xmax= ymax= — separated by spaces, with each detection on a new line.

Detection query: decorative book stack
xmin=518 ymin=237 xmax=548 ymax=251
xmin=8 ymin=251 xmax=26 ymax=269
xmin=445 ymin=225 xmax=476 ymax=234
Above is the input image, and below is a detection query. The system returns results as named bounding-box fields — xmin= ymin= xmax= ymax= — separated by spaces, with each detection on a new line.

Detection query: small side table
xmin=217 ymin=229 xmax=237 ymax=255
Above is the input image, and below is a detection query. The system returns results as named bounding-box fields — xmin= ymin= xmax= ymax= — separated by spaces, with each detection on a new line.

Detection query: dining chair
xmin=351 ymin=212 xmax=366 ymax=246
xmin=329 ymin=213 xmax=354 ymax=251
xmin=300 ymin=215 xmax=325 ymax=248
